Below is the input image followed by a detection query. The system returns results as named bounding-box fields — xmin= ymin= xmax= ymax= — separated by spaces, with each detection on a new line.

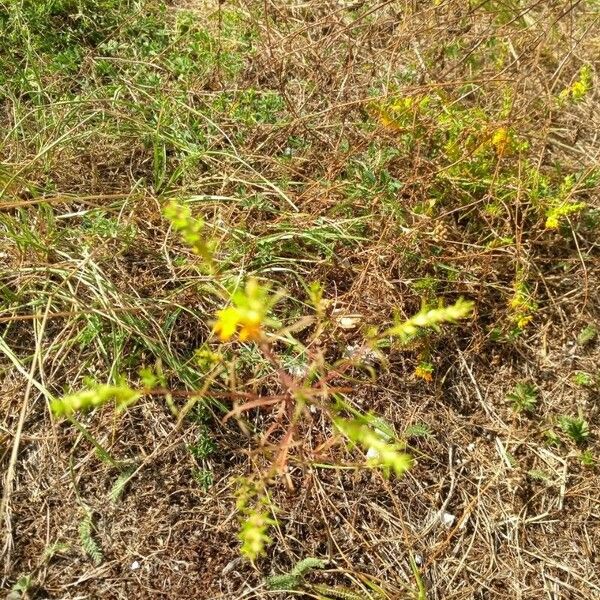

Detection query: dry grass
xmin=1 ymin=0 xmax=599 ymax=598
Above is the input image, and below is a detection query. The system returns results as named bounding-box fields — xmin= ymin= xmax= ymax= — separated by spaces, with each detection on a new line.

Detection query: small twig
xmin=222 ymin=395 xmax=287 ymax=423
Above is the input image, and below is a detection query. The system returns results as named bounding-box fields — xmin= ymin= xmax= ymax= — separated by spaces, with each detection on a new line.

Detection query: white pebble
xmin=366 ymin=447 xmax=380 ymax=460
xmin=440 ymin=511 xmax=456 ymax=528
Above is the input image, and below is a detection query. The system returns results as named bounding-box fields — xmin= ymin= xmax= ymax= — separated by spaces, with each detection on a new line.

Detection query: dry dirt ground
xmin=1 ymin=1 xmax=599 ymax=598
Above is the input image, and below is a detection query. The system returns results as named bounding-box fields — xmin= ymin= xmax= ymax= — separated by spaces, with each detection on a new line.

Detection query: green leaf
xmin=79 ymin=512 xmax=103 ymax=565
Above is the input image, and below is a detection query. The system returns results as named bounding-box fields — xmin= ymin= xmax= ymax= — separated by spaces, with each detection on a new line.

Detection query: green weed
xmin=79 ymin=511 xmax=103 ymax=565
xmin=266 ymin=557 xmax=327 ymax=591
xmin=577 ymin=324 xmax=598 ymax=347
xmin=571 ymin=371 xmax=595 ymax=388
xmin=51 ymin=237 xmax=473 ymax=561
xmin=506 ymin=382 xmax=538 ymax=413
xmin=193 ymin=468 xmax=214 ymax=491
xmin=558 ymin=415 xmax=590 ymax=445
xmin=580 ymin=450 xmax=596 ymax=467
xmin=109 ymin=466 xmax=136 ymax=503
xmin=188 ymin=430 xmax=217 ymax=460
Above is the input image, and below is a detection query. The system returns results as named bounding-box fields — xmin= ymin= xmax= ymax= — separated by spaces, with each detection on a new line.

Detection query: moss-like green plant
xmin=571 ymin=371 xmax=595 ymax=387
xmin=577 ymin=324 xmax=598 ymax=347
xmin=51 ymin=382 xmax=140 ymax=416
xmin=580 ymin=450 xmax=596 ymax=467
xmin=558 ymin=64 xmax=593 ymax=104
xmin=383 ymin=299 xmax=473 ymax=343
xmin=266 ymin=557 xmax=327 ymax=591
xmin=79 ymin=512 xmax=103 ymax=565
xmin=334 ymin=418 xmax=412 ymax=477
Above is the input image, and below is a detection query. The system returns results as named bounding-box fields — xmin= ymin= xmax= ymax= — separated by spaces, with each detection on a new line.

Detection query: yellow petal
xmin=239 ymin=323 xmax=262 ymax=342
xmin=414 ymin=366 xmax=433 ymax=382
xmin=214 ymin=307 xmax=241 ymax=341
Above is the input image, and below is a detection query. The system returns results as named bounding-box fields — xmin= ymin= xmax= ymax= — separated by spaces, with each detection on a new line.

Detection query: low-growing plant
xmin=79 ymin=511 xmax=102 ymax=566
xmin=192 ymin=468 xmax=214 ymax=491
xmin=571 ymin=371 xmax=595 ymax=388
xmin=508 ymin=277 xmax=537 ymax=332
xmin=558 ymin=415 xmax=590 ymax=445
xmin=266 ymin=557 xmax=327 ymax=591
xmin=414 ymin=361 xmax=434 ymax=382
xmin=577 ymin=324 xmax=598 ymax=347
xmin=109 ymin=466 xmax=136 ymax=503
xmin=9 ymin=575 xmax=33 ymax=597
xmin=544 ymin=429 xmax=562 ymax=448
xmin=580 ymin=450 xmax=596 ymax=467
xmin=558 ymin=64 xmax=593 ymax=105
xmin=188 ymin=429 xmax=216 ymax=460
xmin=404 ymin=422 xmax=433 ymax=439
xmin=506 ymin=382 xmax=538 ymax=413
xmin=48 ymin=200 xmax=474 ymax=562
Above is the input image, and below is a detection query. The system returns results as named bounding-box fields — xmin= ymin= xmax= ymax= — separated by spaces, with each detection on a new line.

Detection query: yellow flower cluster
xmin=414 ymin=363 xmax=434 ymax=382
xmin=214 ymin=305 xmax=262 ymax=342
xmin=491 ymin=127 xmax=509 ymax=156
xmin=558 ymin=65 xmax=592 ymax=104
xmin=509 ymin=279 xmax=537 ymax=330
xmin=544 ymin=201 xmax=587 ymax=230
xmin=213 ymin=278 xmax=279 ymax=342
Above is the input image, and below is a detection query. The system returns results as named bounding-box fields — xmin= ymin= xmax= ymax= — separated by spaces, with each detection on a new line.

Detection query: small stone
xmin=131 ymin=560 xmax=141 ymax=571
xmin=366 ymin=447 xmax=380 ymax=460
xmin=338 ymin=315 xmax=362 ymax=329
xmin=440 ymin=511 xmax=456 ymax=528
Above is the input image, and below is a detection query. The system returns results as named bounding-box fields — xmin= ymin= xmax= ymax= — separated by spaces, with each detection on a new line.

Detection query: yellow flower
xmin=238 ymin=310 xmax=262 ymax=342
xmin=491 ymin=127 xmax=509 ymax=155
xmin=195 ymin=347 xmax=222 ymax=368
xmin=571 ymin=80 xmax=587 ymax=99
xmin=213 ymin=279 xmax=280 ymax=342
xmin=214 ymin=306 xmax=244 ymax=341
xmin=516 ymin=315 xmax=533 ymax=329
xmin=545 ymin=201 xmax=586 ymax=230
xmin=378 ymin=109 xmax=401 ymax=130
xmin=414 ymin=363 xmax=433 ymax=382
